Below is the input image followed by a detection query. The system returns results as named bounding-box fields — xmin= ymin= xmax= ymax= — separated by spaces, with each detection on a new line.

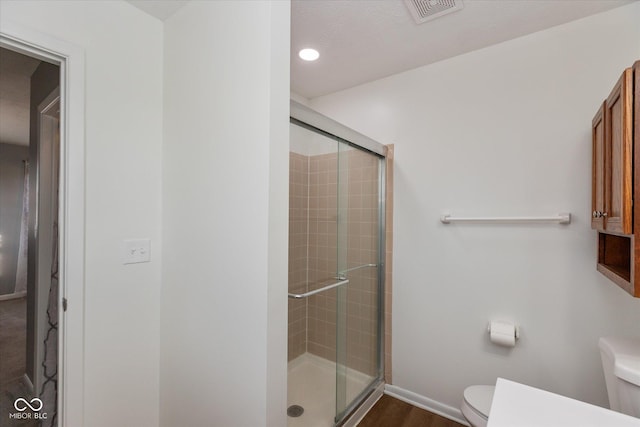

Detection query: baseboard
xmin=384 ymin=384 xmax=470 ymax=426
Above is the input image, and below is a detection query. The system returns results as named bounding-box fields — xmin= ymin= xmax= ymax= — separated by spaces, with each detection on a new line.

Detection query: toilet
xmin=599 ymin=336 xmax=640 ymax=418
xmin=461 ymin=336 xmax=640 ymax=427
xmin=460 ymin=385 xmax=494 ymax=427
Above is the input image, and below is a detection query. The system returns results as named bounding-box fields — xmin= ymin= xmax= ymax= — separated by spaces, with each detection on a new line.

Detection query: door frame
xmin=33 ymin=89 xmax=61 ymax=394
xmin=0 ymin=21 xmax=86 ymax=427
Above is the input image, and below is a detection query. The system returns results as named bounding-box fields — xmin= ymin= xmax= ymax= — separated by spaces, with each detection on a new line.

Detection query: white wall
xmin=161 ymin=1 xmax=289 ymax=426
xmin=311 ymin=2 xmax=640 ymax=417
xmin=0 ymin=1 xmax=163 ymax=426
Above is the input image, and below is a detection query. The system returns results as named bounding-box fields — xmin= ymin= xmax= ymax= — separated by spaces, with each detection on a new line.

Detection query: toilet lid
xmin=464 ymin=385 xmax=495 ymax=418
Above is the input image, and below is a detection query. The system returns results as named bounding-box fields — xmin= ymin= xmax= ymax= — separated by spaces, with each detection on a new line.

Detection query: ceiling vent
xmin=404 ymin=0 xmax=464 ymax=24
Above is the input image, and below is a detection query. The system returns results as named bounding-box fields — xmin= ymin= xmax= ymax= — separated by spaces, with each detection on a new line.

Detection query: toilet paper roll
xmin=488 ymin=321 xmax=517 ymax=347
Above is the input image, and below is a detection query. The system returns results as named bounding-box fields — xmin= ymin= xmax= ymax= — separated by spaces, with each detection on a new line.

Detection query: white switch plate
xmin=123 ymin=239 xmax=151 ymax=264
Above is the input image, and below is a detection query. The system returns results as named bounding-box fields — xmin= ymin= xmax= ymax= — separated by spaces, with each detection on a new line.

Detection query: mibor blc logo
xmin=9 ymin=397 xmax=48 ymax=420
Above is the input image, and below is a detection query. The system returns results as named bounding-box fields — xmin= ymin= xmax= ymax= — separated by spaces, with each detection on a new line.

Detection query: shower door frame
xmin=290 ymin=101 xmax=387 ymax=426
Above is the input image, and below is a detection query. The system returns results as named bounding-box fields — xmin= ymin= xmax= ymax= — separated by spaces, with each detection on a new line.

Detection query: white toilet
xmin=461 ymin=385 xmax=494 ymax=427
xmin=461 ymin=336 xmax=640 ymax=427
xmin=599 ymin=336 xmax=640 ymax=418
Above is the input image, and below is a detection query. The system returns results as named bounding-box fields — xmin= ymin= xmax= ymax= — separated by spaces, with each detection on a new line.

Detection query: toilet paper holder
xmin=487 ymin=321 xmax=520 ymax=347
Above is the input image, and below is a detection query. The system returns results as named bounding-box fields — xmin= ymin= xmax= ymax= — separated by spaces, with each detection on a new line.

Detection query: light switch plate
xmin=123 ymin=238 xmax=151 ymax=264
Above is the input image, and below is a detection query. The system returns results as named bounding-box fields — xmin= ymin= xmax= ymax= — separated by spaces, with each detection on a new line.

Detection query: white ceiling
xmin=123 ymin=1 xmax=636 ymax=99
xmin=291 ymin=0 xmax=635 ymax=98
xmin=0 ymin=48 xmax=40 ymax=146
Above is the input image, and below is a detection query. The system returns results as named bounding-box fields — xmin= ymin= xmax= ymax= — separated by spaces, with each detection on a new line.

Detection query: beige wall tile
xmin=288 ymin=147 xmax=393 ymax=381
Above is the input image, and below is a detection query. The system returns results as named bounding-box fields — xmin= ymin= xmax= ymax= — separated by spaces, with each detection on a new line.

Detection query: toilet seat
xmin=461 ymin=385 xmax=495 ymax=427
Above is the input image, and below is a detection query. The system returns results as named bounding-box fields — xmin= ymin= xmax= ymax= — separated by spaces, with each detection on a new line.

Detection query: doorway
xmin=0 ymin=46 xmax=60 ymax=426
xmin=1 ymin=21 xmax=86 ymax=427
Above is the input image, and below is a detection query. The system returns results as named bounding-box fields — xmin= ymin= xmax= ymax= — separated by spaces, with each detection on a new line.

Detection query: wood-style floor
xmin=358 ymin=395 xmax=466 ymax=427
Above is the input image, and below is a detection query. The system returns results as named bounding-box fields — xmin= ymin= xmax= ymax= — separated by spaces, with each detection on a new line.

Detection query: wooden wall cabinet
xmin=592 ymin=61 xmax=639 ymax=297
xmin=591 ymin=103 xmax=606 ymax=231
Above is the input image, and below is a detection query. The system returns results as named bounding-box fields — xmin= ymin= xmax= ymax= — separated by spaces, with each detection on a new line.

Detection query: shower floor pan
xmin=287 ymin=353 xmax=374 ymax=427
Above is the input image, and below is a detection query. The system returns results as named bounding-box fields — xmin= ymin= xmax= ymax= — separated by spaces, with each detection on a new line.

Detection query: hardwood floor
xmin=358 ymin=395 xmax=467 ymax=427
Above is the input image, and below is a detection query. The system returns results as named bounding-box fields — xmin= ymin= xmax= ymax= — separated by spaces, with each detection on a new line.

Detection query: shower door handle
xmin=287 ymin=279 xmax=349 ymax=299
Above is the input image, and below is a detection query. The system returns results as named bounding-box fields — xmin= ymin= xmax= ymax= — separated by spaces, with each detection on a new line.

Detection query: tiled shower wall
xmin=342 ymin=149 xmax=379 ymax=376
xmin=306 ymin=152 xmax=339 ymax=362
xmin=287 ymin=148 xmax=382 ymax=377
xmin=288 ymin=152 xmax=308 ymax=361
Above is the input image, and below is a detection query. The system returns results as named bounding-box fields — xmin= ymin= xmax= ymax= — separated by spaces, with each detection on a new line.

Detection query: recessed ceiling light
xmin=299 ymin=48 xmax=319 ymax=61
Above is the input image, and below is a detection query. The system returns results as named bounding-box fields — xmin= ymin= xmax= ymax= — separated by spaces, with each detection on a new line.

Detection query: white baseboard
xmin=384 ymin=384 xmax=470 ymax=426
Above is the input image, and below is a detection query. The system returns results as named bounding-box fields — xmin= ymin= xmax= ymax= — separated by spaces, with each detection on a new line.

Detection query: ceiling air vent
xmin=404 ymin=0 xmax=464 ymax=24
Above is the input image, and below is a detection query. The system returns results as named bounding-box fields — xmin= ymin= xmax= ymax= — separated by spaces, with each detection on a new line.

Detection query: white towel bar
xmin=440 ymin=213 xmax=571 ymax=225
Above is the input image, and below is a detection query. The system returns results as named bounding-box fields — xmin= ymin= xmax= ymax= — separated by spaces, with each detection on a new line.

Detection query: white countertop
xmin=486 ymin=378 xmax=640 ymax=427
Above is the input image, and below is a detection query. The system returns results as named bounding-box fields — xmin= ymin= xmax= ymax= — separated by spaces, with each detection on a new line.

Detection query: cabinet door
xmin=604 ymin=68 xmax=633 ymax=234
xmin=592 ymin=103 xmax=605 ymax=230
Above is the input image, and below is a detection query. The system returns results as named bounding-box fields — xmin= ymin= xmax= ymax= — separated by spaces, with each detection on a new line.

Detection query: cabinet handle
xmin=593 ymin=211 xmax=598 ymax=218
xmin=601 ymin=212 xmax=608 ymax=217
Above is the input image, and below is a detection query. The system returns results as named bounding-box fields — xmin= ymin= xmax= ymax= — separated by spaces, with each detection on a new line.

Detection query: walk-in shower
xmin=288 ymin=101 xmax=386 ymax=426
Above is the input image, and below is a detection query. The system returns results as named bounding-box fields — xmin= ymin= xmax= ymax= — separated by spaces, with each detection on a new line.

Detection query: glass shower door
xmin=288 ymin=121 xmax=343 ymax=427
xmin=287 ymin=118 xmax=384 ymax=427
xmin=335 ymin=141 xmax=383 ymax=424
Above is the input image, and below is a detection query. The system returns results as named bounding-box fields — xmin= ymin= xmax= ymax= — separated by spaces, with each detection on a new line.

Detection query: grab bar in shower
xmin=288 ymin=279 xmax=350 ymax=299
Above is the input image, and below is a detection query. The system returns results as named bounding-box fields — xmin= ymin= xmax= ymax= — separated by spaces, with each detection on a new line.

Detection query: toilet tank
xmin=599 ymin=336 xmax=640 ymax=418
